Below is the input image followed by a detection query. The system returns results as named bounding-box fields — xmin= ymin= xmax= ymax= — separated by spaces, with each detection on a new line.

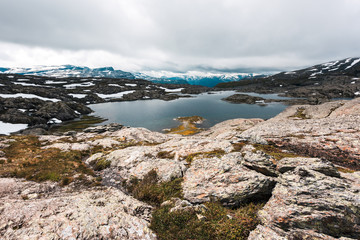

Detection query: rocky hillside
xmin=216 ymin=57 xmax=360 ymax=101
xmin=0 ymin=73 xmax=209 ymax=132
xmin=0 ymin=98 xmax=359 ymax=239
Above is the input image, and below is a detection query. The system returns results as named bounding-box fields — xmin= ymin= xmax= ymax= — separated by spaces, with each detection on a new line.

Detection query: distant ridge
xmin=0 ymin=65 xmax=261 ymax=86
xmin=216 ymin=57 xmax=360 ymax=88
xmin=0 ymin=65 xmax=135 ymax=79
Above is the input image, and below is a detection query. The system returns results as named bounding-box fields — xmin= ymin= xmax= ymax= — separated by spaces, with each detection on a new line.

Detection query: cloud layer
xmin=0 ymin=0 xmax=359 ymax=73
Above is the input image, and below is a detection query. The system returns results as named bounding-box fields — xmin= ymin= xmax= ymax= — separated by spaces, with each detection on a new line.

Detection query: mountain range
xmin=1 ymin=57 xmax=360 ymax=88
xmin=0 ymin=65 xmax=257 ymax=87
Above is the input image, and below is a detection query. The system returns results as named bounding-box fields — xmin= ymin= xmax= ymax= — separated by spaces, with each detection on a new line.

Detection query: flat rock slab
xmin=0 ymin=178 xmax=156 ymax=240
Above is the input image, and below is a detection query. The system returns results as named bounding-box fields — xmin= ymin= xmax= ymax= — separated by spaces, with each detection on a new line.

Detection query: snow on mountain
xmin=135 ymin=71 xmax=259 ymax=87
xmin=0 ymin=65 xmax=135 ymax=79
xmin=274 ymin=57 xmax=360 ymax=80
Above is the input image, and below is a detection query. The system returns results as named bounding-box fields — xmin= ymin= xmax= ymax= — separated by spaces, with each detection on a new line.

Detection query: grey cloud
xmin=0 ymin=0 xmax=359 ymax=72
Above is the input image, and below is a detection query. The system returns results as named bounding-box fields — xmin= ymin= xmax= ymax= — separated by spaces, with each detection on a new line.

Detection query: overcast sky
xmin=0 ymin=0 xmax=359 ymax=73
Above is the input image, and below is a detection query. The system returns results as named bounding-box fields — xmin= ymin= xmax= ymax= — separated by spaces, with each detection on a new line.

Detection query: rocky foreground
xmin=0 ymin=98 xmax=359 ymax=239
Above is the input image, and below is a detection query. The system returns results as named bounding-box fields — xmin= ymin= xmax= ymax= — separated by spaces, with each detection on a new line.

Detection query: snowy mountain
xmin=135 ymin=71 xmax=259 ymax=87
xmin=0 ymin=65 xmax=135 ymax=79
xmin=0 ymin=65 xmax=260 ymax=87
xmin=216 ymin=57 xmax=360 ymax=96
xmin=273 ymin=57 xmax=360 ymax=80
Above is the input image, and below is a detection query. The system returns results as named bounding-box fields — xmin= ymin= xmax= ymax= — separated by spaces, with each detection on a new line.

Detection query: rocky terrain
xmin=0 ymin=98 xmax=359 ymax=239
xmin=217 ymin=57 xmax=360 ymax=104
xmin=0 ymin=73 xmax=210 ymax=131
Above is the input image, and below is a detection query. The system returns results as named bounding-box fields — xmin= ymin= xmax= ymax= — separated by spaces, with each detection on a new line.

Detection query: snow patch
xmin=13 ymin=82 xmax=52 ymax=88
xmin=159 ymin=87 xmax=184 ymax=93
xmin=109 ymin=84 xmax=123 ymax=87
xmin=64 ymin=82 xmax=95 ymax=89
xmin=45 ymin=80 xmax=67 ymax=84
xmin=0 ymin=93 xmax=60 ymax=102
xmin=47 ymin=118 xmax=62 ymax=124
xmin=345 ymin=58 xmax=360 ymax=70
xmin=125 ymin=83 xmax=137 ymax=87
xmin=69 ymin=93 xmax=87 ymax=98
xmin=0 ymin=121 xmax=28 ymax=135
xmin=96 ymin=90 xmax=135 ymax=99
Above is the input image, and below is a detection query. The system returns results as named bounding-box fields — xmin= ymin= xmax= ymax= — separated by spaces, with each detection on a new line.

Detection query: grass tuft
xmin=1 ymin=136 xmax=95 ymax=184
xmin=289 ymin=107 xmax=309 ymax=119
xmin=253 ymin=143 xmax=301 ymax=160
xmin=184 ymin=149 xmax=226 ymax=164
xmin=157 ymin=151 xmax=175 ymax=159
xmin=150 ymin=201 xmax=264 ymax=240
xmin=125 ymin=169 xmax=183 ymax=207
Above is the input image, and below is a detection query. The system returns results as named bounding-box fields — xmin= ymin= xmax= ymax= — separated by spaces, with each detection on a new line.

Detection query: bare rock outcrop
xmin=249 ymin=163 xmax=360 ymax=239
xmin=0 ymin=178 xmax=156 ymax=240
xmin=240 ymin=98 xmax=360 ymax=169
xmin=182 ymin=152 xmax=276 ymax=207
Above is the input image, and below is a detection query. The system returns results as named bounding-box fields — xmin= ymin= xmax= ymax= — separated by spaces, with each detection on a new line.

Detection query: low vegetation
xmin=289 ymin=107 xmax=310 ymax=119
xmin=231 ymin=141 xmax=248 ymax=152
xmin=165 ymin=116 xmax=204 ymax=136
xmin=157 ymin=151 xmax=175 ymax=159
xmin=125 ymin=169 xmax=183 ymax=206
xmin=184 ymin=149 xmax=226 ymax=164
xmin=151 ymin=201 xmax=264 ymax=240
xmin=125 ymin=169 xmax=264 ymax=240
xmin=253 ymin=143 xmax=301 ymax=160
xmin=1 ymin=136 xmax=99 ymax=185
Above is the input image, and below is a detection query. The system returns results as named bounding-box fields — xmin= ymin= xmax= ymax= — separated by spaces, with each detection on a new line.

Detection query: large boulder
xmin=182 ymin=152 xmax=276 ymax=207
xmin=249 ymin=165 xmax=360 ymax=239
xmin=0 ymin=178 xmax=156 ymax=239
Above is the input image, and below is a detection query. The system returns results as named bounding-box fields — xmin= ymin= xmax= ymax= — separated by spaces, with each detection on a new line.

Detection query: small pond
xmin=88 ymin=91 xmax=290 ymax=132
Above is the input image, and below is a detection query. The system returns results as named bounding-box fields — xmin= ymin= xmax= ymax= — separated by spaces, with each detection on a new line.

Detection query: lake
xmin=89 ymin=91 xmax=290 ymax=132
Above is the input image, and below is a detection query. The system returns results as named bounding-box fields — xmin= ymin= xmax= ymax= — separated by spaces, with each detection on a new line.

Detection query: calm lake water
xmin=89 ymin=91 xmax=289 ymax=132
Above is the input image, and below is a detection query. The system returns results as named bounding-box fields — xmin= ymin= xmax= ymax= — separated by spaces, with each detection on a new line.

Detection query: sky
xmin=0 ymin=0 xmax=359 ymax=74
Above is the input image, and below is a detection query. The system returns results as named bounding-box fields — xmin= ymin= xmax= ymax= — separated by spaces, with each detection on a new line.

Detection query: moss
xmin=286 ymin=134 xmax=306 ymax=139
xmin=60 ymin=176 xmax=73 ymax=186
xmin=289 ymin=107 xmax=310 ymax=119
xmin=126 ymin=169 xmax=183 ymax=207
xmin=1 ymin=136 xmax=95 ymax=184
xmin=150 ymin=202 xmax=264 ymax=240
xmin=93 ymin=158 xmax=111 ymax=171
xmin=166 ymin=116 xmax=204 ymax=136
xmin=184 ymin=149 xmax=226 ymax=164
xmin=157 ymin=151 xmax=175 ymax=159
xmin=231 ymin=142 xmax=248 ymax=152
xmin=253 ymin=143 xmax=301 ymax=160
xmin=336 ymin=166 xmax=356 ymax=173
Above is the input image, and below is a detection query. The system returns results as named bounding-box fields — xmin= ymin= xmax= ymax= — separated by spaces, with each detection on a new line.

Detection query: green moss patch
xmin=184 ymin=149 xmax=226 ymax=164
xmin=253 ymin=143 xmax=301 ymax=160
xmin=289 ymin=107 xmax=310 ymax=119
xmin=150 ymin=201 xmax=264 ymax=240
xmin=125 ymin=169 xmax=183 ymax=206
xmin=1 ymin=136 xmax=98 ymax=185
xmin=157 ymin=151 xmax=175 ymax=159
